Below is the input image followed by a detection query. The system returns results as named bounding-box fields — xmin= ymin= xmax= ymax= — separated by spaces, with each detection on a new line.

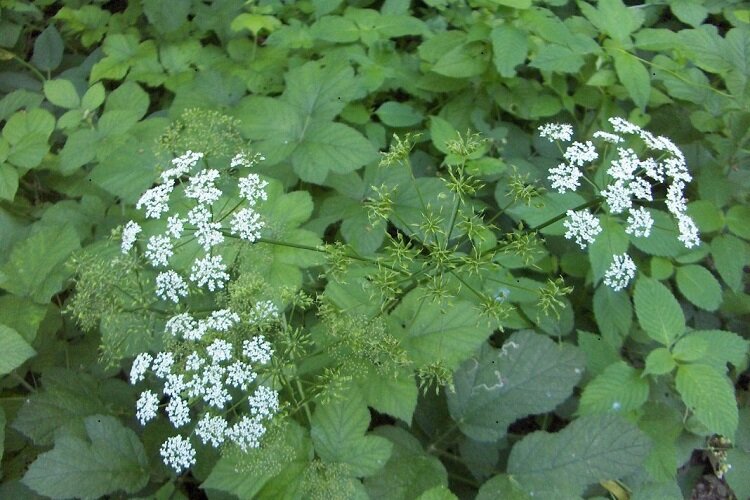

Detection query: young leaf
xmin=23 ymin=415 xmax=149 ymax=499
xmin=579 ymin=361 xmax=649 ymax=415
xmin=675 ymin=363 xmax=738 ymax=438
xmin=447 ymin=331 xmax=584 ymax=442
xmin=675 ymin=265 xmax=722 ymax=311
xmin=311 ymin=387 xmax=392 ymax=477
xmin=0 ymin=324 xmax=35 ymax=376
xmin=634 ymin=277 xmax=685 ymax=346
xmin=643 ymin=348 xmax=676 ymax=376
xmin=507 ymin=414 xmax=651 ymax=496
xmin=611 ymin=49 xmax=651 ymax=109
xmin=43 ymin=79 xmax=81 ymax=109
xmin=678 ymin=330 xmax=749 ymax=371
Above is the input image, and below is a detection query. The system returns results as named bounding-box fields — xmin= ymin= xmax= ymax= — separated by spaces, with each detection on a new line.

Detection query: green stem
xmin=529 ymin=196 xmax=603 ymax=232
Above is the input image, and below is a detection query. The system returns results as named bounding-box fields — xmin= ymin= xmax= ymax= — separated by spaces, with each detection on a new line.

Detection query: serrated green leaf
xmin=2 ymin=108 xmax=55 ymax=145
xmin=311 ymin=387 xmax=392 ymax=477
xmin=22 ymin=415 xmax=148 ymax=499
xmin=711 ymin=234 xmax=747 ymax=292
xmin=530 ymin=44 xmax=584 ymax=73
xmin=726 ymin=205 xmax=750 ymax=240
xmin=447 ymin=331 xmax=584 ymax=442
xmin=676 ymin=363 xmax=738 ymax=438
xmin=639 ymin=403 xmax=682 ymax=482
xmin=611 ymin=49 xmax=651 ymax=109
xmin=675 ymin=265 xmax=722 ymax=311
xmin=358 ymin=368 xmax=418 ymax=424
xmin=364 ymin=426 xmax=447 ymax=499
xmin=508 ymin=414 xmax=650 ymax=496
xmin=590 ymin=216 xmax=629 ymax=283
xmin=593 ymin=285 xmax=632 ymax=346
xmin=81 ymin=83 xmax=105 ymax=110
xmin=476 ymin=474 xmax=531 ymax=500
xmin=375 ymin=101 xmax=423 ymax=127
xmin=634 ymin=277 xmax=685 ymax=346
xmin=0 ymin=223 xmax=80 ymax=303
xmin=643 ymin=348 xmax=676 ymax=376
xmin=680 ymin=330 xmax=749 ymax=371
xmin=43 ymin=79 xmax=80 ymax=109
xmin=579 ymin=361 xmax=649 ymax=415
xmin=417 ymin=485 xmax=459 ymax=500
xmin=59 ymin=129 xmax=98 ymax=175
xmin=432 ymin=42 xmax=489 ymax=78
xmin=311 ymin=16 xmax=360 ymax=43
xmin=670 ymin=0 xmax=708 ymax=27
xmin=31 ymin=26 xmax=63 ymax=71
xmin=578 ymin=0 xmax=644 ymax=42
xmin=0 ymin=163 xmax=18 ymax=200
xmin=577 ymin=330 xmax=621 ymax=376
xmin=0 ymin=324 xmax=35 ymax=376
xmin=672 ymin=335 xmax=708 ymax=362
xmin=490 ymin=25 xmax=528 ymax=78
xmin=629 ymin=210 xmax=686 ymax=257
xmin=283 ymin=61 xmax=361 ymax=121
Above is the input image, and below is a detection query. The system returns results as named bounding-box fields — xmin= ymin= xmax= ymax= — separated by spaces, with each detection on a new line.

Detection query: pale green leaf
xmin=726 ymin=205 xmax=750 ymax=240
xmin=23 ymin=415 xmax=149 ymax=499
xmin=417 ymin=485 xmax=459 ymax=500
xmin=490 ymin=25 xmax=528 ymax=78
xmin=43 ymin=79 xmax=80 ymax=109
xmin=675 ymin=265 xmax=722 ymax=311
xmin=507 ymin=414 xmax=651 ymax=496
xmin=447 ymin=331 xmax=584 ymax=442
xmin=0 ymin=163 xmax=18 ymax=200
xmin=671 ymin=335 xmax=708 ymax=362
xmin=432 ymin=42 xmax=489 ymax=78
xmin=358 ymin=368 xmax=418 ymax=424
xmin=375 ymin=101 xmax=423 ymax=127
xmin=2 ymin=108 xmax=55 ymax=145
xmin=634 ymin=277 xmax=685 ymax=345
xmin=283 ymin=61 xmax=362 ymax=120
xmin=578 ymin=0 xmax=644 ymax=42
xmin=676 ymin=363 xmax=738 ymax=438
xmin=530 ymin=44 xmax=584 ymax=73
xmin=590 ymin=216 xmax=629 ymax=282
xmin=671 ymin=0 xmax=708 ymax=27
xmin=593 ymin=285 xmax=632 ymax=346
xmin=711 ymin=234 xmax=747 ymax=291
xmin=612 ymin=49 xmax=651 ymax=109
xmin=643 ymin=348 xmax=676 ymax=376
xmin=680 ymin=330 xmax=749 ymax=371
xmin=579 ymin=361 xmax=649 ymax=415
xmin=81 ymin=83 xmax=105 ymax=110
xmin=0 ymin=324 xmax=35 ymax=376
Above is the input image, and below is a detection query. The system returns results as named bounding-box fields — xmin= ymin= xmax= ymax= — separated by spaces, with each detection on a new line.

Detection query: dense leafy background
xmin=0 ymin=0 xmax=749 ymax=498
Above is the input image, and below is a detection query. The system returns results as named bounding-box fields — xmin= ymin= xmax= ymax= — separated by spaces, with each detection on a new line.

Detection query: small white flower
xmin=607 ymin=148 xmax=640 ymax=181
xmin=238 ymin=174 xmax=269 ymax=206
xmin=625 ymin=207 xmax=654 ymax=238
xmin=226 ymin=415 xmax=267 ymax=452
xmin=676 ymin=212 xmax=700 ymax=249
xmin=121 ymin=221 xmax=142 ymax=253
xmin=160 ymin=151 xmax=204 ymax=183
xmin=248 ymin=385 xmax=279 ymax=420
xmin=189 ymin=254 xmax=230 ymax=291
xmin=195 ymin=414 xmax=228 ymax=447
xmin=152 ymin=352 xmax=175 ymax=379
xmin=145 ymin=235 xmax=174 ymax=268
xmin=664 ymin=156 xmax=691 ymax=183
xmin=136 ymin=390 xmax=159 ymax=425
xmin=603 ymin=253 xmax=637 ymax=291
xmin=226 ymin=361 xmax=256 ymax=390
xmin=629 ymin=177 xmax=653 ymax=202
xmin=641 ymin=157 xmax=664 ymax=182
xmin=563 ymin=141 xmax=598 ymax=166
xmin=563 ymin=209 xmax=602 ymax=249
xmin=155 ymin=270 xmax=189 ymax=303
xmin=538 ymin=123 xmax=574 ymax=142
xmin=165 ymin=313 xmax=196 ymax=338
xmin=160 ymin=435 xmax=196 ymax=474
xmin=243 ymin=335 xmax=273 ymax=364
xmin=592 ymin=131 xmax=623 ymax=143
xmin=184 ymin=320 xmax=209 ymax=342
xmin=166 ymin=397 xmax=190 ymax=428
xmin=185 ymin=169 xmax=222 ymax=205
xmin=130 ymin=352 xmax=152 ymax=384
xmin=548 ymin=163 xmax=583 ymax=194
xmin=136 ymin=181 xmax=174 ymax=219
xmin=163 ymin=373 xmax=186 ymax=397
xmin=601 ymin=180 xmax=632 ymax=215
xmin=249 ymin=301 xmax=279 ymax=324
xmin=230 ymin=207 xmax=264 ymax=242
xmin=666 ymin=180 xmax=687 ymax=214
xmin=206 ymin=339 xmax=233 ymax=364
xmin=187 ymin=206 xmax=224 ymax=251
xmin=608 ymin=117 xmax=641 ymax=135
xmin=166 ymin=214 xmax=185 ymax=239
xmin=206 ymin=309 xmax=241 ymax=332
xmin=185 ymin=352 xmax=204 ymax=372
xmin=230 ymin=152 xmax=265 ymax=169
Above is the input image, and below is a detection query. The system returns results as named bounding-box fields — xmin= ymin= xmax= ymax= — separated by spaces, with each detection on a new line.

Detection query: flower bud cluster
xmin=539 ymin=118 xmax=700 ymax=291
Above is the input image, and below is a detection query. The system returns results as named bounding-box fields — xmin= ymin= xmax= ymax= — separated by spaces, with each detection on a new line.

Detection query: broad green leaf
xmin=311 ymin=387 xmax=392 ymax=477
xmin=8 ymin=133 xmax=49 ymax=170
xmin=725 ymin=449 xmax=750 ymax=500
xmin=104 ymin=81 xmax=149 ymax=120
xmin=23 ymin=415 xmax=148 ymax=498
xmin=59 ymin=129 xmax=97 ymax=175
xmin=490 ymin=25 xmax=528 ymax=77
xmin=311 ymin=16 xmax=360 ymax=43
xmin=589 ymin=215 xmax=629 ymax=282
xmin=231 ymin=13 xmax=282 ymax=36
xmin=476 ymin=474 xmax=531 ymax=500
xmin=639 ymin=403 xmax=682 ymax=482
xmin=375 ymin=101 xmax=423 ymax=127
xmin=494 ymin=0 xmax=531 ymax=8
xmin=671 ymin=335 xmax=708 ymax=362
xmin=670 ymin=0 xmax=708 ymax=27
xmin=711 ymin=234 xmax=747 ymax=291
xmin=358 ymin=368 xmax=418 ymax=424
xmin=364 ymin=426 xmax=448 ymax=499
xmin=680 ymin=330 xmax=749 ymax=371
xmin=429 ymin=115 xmax=458 ymax=154
xmin=0 ymin=163 xmax=18 ymax=200
xmin=0 ymin=295 xmax=46 ymax=342
xmin=81 ymin=83 xmax=105 ymax=110
xmin=0 ymin=223 xmax=80 ymax=303
xmin=417 ymin=486 xmax=459 ymax=500
xmin=675 ymin=265 xmax=722 ymax=311
xmin=593 ymin=285 xmax=632 ymax=345
xmin=629 ymin=210 xmax=686 ymax=257
xmin=283 ymin=61 xmax=362 ymax=121
xmin=507 ymin=192 xmax=586 ymax=236
xmin=611 ymin=49 xmax=651 ymax=109
xmin=391 ymin=292 xmax=492 ymax=369
xmin=578 ymin=0 xmax=644 ymax=42
xmin=507 ymin=414 xmax=651 ymax=496
xmin=447 ymin=331 xmax=584 ymax=442
xmin=577 ymin=330 xmax=621 ymax=376
xmin=579 ymin=361 xmax=649 ymax=415
xmin=676 ymin=363 xmax=738 ymax=438
xmin=432 ymin=42 xmax=489 ymax=78
xmin=726 ymin=205 xmax=750 ymax=240
xmin=643 ymin=348 xmax=676 ymax=376
xmin=31 ymin=26 xmax=63 ymax=71
xmin=634 ymin=277 xmax=685 ymax=346
xmin=530 ymin=44 xmax=584 ymax=73
xmin=202 ymin=421 xmax=312 ymax=498
xmin=43 ymin=79 xmax=80 ymax=109
xmin=2 ymin=108 xmax=55 ymax=145
xmin=292 ymin=120 xmax=378 ymax=183
xmin=0 ymin=324 xmax=35 ymax=375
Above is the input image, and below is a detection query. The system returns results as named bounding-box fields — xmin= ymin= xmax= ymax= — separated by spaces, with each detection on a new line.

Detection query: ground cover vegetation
xmin=0 ymin=0 xmax=749 ymax=498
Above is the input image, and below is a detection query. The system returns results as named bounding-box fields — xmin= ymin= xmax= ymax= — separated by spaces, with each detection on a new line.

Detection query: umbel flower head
xmin=538 ymin=118 xmax=701 ymax=291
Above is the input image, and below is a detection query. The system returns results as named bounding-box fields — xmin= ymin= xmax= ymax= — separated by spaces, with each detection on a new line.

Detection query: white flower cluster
xmin=539 ymin=118 xmax=701 ymax=291
xmin=120 ymin=150 xmax=270 ymax=300
xmin=130 ymin=311 xmax=278 ymax=472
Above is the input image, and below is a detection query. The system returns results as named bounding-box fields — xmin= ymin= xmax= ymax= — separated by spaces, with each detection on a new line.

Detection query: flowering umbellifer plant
xmin=122 ymin=150 xmax=281 ymax=473
xmin=540 ymin=117 xmax=700 ymax=291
